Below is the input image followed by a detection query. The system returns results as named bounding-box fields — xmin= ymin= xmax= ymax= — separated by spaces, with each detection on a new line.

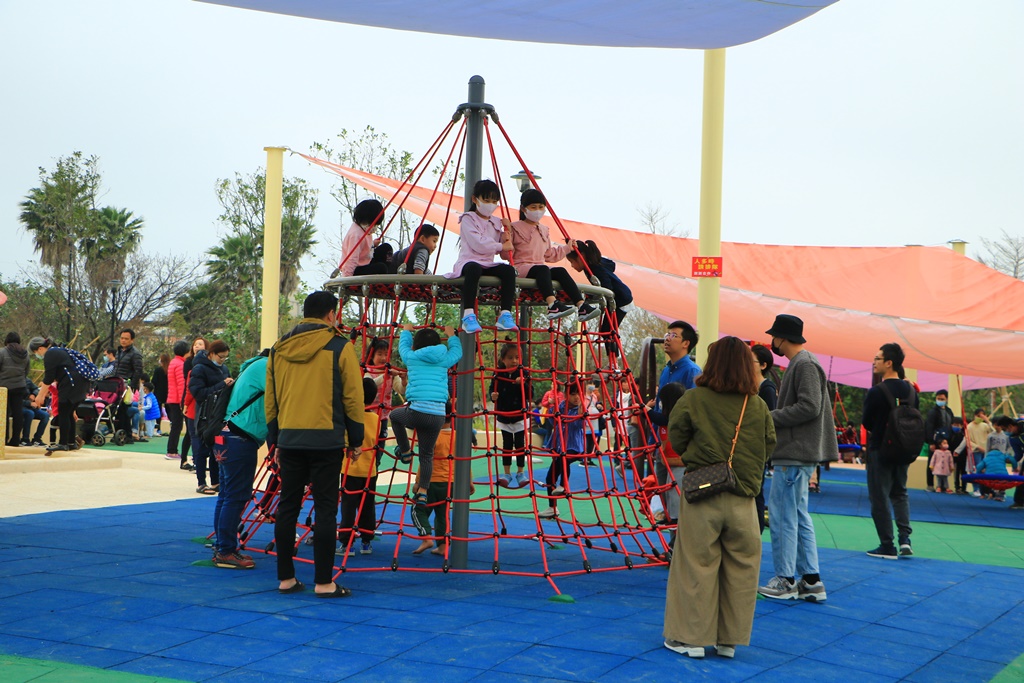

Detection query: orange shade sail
xmin=301 ymin=154 xmax=1024 ymax=388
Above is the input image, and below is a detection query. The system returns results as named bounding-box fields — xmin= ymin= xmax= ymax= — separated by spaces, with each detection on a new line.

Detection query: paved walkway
xmin=1 ymin=445 xmax=1023 ymax=682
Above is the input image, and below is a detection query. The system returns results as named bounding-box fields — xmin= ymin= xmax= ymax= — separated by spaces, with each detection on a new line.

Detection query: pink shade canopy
xmin=304 ymin=154 xmax=1024 ymax=391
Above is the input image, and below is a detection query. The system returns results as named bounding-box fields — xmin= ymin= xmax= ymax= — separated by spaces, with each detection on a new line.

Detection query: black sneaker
xmin=546 ymin=301 xmax=574 ymax=321
xmin=576 ymin=302 xmax=601 ymax=322
xmin=867 ymin=544 xmax=898 ymax=560
xmin=899 ymin=542 xmax=914 ymax=557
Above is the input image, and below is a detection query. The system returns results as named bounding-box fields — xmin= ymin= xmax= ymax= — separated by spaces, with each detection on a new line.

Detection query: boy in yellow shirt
xmin=412 ymin=408 xmax=456 ymax=556
xmin=337 ymin=378 xmax=382 ymax=557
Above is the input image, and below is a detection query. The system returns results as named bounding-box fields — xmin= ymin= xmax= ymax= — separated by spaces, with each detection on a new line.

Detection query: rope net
xmin=236 ymin=112 xmax=678 ymax=593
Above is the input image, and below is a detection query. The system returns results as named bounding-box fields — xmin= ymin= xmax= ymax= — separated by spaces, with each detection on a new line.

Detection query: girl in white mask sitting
xmin=509 ymin=188 xmax=600 ymax=323
xmin=445 ymin=179 xmax=518 ymax=335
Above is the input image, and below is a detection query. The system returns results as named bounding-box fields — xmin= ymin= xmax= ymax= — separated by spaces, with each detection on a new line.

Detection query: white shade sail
xmin=198 ymin=0 xmax=840 ymax=49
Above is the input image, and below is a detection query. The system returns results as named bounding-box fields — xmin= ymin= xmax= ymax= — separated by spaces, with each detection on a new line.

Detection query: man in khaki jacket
xmin=267 ymin=291 xmax=364 ymax=598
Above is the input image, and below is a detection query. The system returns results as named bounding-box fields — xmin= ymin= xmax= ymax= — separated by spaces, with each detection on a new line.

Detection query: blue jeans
xmin=21 ymin=407 xmax=49 ymax=442
xmin=768 ymin=465 xmax=819 ymax=579
xmin=213 ymin=432 xmax=259 ymax=555
xmin=188 ymin=416 xmax=218 ymax=487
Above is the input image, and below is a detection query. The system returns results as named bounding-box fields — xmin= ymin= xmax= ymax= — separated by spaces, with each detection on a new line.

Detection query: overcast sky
xmin=1 ymin=0 xmax=1021 ymax=288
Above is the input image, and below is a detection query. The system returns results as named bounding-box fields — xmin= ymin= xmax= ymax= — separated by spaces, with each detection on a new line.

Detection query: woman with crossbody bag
xmin=662 ymin=337 xmax=777 ymax=661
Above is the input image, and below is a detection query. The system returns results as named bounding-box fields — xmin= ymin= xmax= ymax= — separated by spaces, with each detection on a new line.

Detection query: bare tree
xmin=617 ymin=309 xmax=669 ymax=372
xmin=21 ymin=252 xmax=202 ymax=355
xmin=978 ymin=230 xmax=1024 ymax=279
xmin=637 ymin=201 xmax=688 ymax=237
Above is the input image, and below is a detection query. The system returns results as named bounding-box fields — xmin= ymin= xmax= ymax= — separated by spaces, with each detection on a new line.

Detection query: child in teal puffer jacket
xmin=391 ymin=324 xmax=462 ymax=508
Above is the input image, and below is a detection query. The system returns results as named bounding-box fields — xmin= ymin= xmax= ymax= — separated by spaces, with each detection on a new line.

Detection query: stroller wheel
xmin=91 ymin=433 xmax=106 ymax=447
xmin=114 ymin=430 xmax=127 ymax=446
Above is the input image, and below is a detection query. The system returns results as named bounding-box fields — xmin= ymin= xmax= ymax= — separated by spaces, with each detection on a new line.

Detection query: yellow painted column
xmin=0 ymin=386 xmax=6 ymax=459
xmin=695 ymin=49 xmax=726 ymax=368
xmin=260 ymin=147 xmax=286 ymax=351
xmin=947 ymin=239 xmax=968 ymax=418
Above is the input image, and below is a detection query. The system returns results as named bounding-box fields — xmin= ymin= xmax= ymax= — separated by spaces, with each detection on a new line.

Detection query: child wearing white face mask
xmin=339 ymin=199 xmax=387 ymax=278
xmin=509 ymin=188 xmax=599 ymax=323
xmin=445 ymin=179 xmax=518 ymax=335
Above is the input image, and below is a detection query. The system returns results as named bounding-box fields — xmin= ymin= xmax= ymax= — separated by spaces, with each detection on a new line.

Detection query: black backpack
xmin=878 ymin=381 xmax=927 ymax=464
xmin=196 ymin=384 xmax=264 ymax=447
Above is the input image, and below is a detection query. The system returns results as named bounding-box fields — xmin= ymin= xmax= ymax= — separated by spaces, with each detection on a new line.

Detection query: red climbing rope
xmin=240 ymin=111 xmax=677 ymax=594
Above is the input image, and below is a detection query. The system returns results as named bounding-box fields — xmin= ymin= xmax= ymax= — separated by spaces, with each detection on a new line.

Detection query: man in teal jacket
xmin=211 ymin=350 xmax=268 ymax=570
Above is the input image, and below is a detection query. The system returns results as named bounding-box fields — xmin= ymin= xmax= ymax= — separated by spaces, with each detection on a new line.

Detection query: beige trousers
xmin=663 ymin=492 xmax=761 ymax=646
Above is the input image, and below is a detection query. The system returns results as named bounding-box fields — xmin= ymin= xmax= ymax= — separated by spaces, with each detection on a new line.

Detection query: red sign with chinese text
xmin=692 ymin=256 xmax=723 ymax=278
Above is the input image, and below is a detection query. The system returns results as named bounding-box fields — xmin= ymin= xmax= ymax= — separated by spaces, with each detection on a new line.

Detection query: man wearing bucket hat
xmin=757 ymin=314 xmax=838 ymax=603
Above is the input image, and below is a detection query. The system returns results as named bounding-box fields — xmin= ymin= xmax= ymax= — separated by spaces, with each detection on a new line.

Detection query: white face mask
xmin=525 ymin=209 xmax=545 ymax=223
xmin=476 ymin=202 xmax=497 ymax=218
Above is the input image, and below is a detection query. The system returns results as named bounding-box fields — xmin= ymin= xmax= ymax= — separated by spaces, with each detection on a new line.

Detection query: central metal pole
xmin=451 ymin=75 xmax=488 ymax=570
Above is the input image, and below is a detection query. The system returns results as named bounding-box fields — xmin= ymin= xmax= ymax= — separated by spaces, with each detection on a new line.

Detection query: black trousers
xmin=354 ymin=263 xmax=387 ymax=276
xmin=57 ymin=400 xmax=77 ymax=447
xmin=115 ymin=396 xmax=133 ymax=438
xmin=545 ymin=452 xmax=576 ymax=508
xmin=338 ymin=475 xmax=377 ymax=545
xmin=866 ymin=448 xmax=912 ymax=547
xmin=5 ymin=388 xmax=26 ymax=446
xmin=500 ymin=429 xmax=525 ymax=468
xmin=460 ymin=262 xmax=516 ymax=312
xmin=954 ymin=451 xmax=969 ymax=492
xmin=525 ymin=265 xmax=583 ymax=304
xmin=166 ymin=403 xmax=184 ymax=455
xmin=275 ymin=447 xmax=344 ymax=585
xmin=602 ymin=308 xmax=627 ymax=356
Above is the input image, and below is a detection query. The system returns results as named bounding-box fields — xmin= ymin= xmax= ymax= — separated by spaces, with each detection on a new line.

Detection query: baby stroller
xmin=77 ymin=377 xmax=130 ymax=446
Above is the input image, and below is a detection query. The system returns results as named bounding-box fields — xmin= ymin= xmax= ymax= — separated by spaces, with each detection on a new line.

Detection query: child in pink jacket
xmin=508 ymin=188 xmax=600 ymax=323
xmin=930 ymin=438 xmax=955 ymax=493
xmin=445 ymin=179 xmax=517 ymax=335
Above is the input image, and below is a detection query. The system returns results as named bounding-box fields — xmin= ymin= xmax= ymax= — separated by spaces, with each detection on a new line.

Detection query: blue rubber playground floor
xmin=2 ymin=465 xmax=1023 ymax=682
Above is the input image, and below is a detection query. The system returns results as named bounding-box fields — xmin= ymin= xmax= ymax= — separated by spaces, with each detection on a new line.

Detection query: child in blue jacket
xmin=391 ymin=323 xmax=462 ymax=508
xmin=976 ymin=449 xmax=1017 ymax=501
xmin=540 ymin=384 xmax=584 ymax=519
xmin=141 ymin=382 xmax=161 ymax=438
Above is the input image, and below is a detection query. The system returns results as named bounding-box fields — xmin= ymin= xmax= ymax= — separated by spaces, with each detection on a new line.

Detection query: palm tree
xmin=19 ymin=187 xmax=75 ymax=272
xmin=206 ymin=232 xmax=262 ymax=303
xmin=279 ymin=215 xmax=318 ymax=298
xmin=83 ymin=206 xmax=144 ymax=284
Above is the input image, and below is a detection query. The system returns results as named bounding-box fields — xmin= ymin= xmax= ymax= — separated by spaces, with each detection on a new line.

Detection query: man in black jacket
xmin=114 ymin=328 xmax=145 ymax=443
xmin=923 ymin=389 xmax=954 ymax=492
xmin=861 ymin=342 xmax=918 ymax=560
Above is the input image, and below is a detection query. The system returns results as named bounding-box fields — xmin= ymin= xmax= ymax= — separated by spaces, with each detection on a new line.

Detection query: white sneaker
xmin=758 ymin=576 xmax=798 ymax=600
xmin=716 ymin=645 xmax=736 ymax=658
xmin=664 ymin=640 xmax=705 ymax=658
xmin=796 ymin=578 xmax=828 ymax=602
xmin=538 ymin=508 xmax=557 ymax=519
xmin=551 ymin=486 xmax=565 ymax=495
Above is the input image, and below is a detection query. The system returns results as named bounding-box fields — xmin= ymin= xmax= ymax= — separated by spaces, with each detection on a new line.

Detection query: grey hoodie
xmin=771 ymin=349 xmax=839 ymax=465
xmin=0 ymin=344 xmax=29 ymax=390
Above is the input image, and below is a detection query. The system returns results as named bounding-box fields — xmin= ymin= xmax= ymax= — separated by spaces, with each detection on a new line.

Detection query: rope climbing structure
xmin=234 ymin=77 xmax=679 ymax=595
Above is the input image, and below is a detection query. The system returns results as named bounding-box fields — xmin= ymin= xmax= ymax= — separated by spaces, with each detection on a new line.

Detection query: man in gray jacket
xmin=757 ymin=314 xmax=838 ymax=603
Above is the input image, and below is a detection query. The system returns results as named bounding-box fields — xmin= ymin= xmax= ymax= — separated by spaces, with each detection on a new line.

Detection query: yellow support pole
xmin=695 ymin=49 xmax=726 ymax=368
xmin=0 ymin=386 xmax=6 ymax=459
xmin=947 ymin=239 xmax=968 ymax=418
xmin=260 ymin=147 xmax=286 ymax=351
